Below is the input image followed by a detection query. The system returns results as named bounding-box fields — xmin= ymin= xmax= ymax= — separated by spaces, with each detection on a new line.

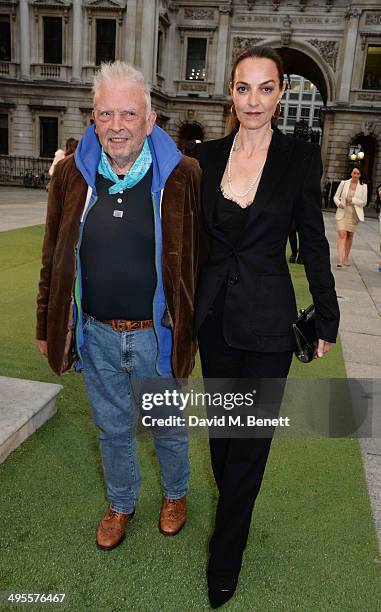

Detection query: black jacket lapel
xmin=201 ymin=132 xmax=235 ymax=236
xmin=243 ymin=128 xmax=295 ymax=233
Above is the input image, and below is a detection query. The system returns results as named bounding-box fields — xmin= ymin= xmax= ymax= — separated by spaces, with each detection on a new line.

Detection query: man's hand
xmin=36 ymin=340 xmax=48 ymax=357
xmin=315 ymin=339 xmax=332 ymax=358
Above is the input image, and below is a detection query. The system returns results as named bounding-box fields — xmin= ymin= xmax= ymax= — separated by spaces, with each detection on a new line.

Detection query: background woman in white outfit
xmin=334 ymin=166 xmax=367 ymax=267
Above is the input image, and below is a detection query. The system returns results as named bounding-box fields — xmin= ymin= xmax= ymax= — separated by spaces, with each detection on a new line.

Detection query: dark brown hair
xmin=228 ymin=46 xmax=285 ymax=133
xmin=65 ymin=138 xmax=78 ymax=156
xmin=350 ymin=164 xmax=365 ymax=185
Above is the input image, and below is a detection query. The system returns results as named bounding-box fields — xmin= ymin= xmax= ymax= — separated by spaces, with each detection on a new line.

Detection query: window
xmin=290 ymin=79 xmax=300 ymax=92
xmin=96 ymin=19 xmax=116 ymax=65
xmin=285 ymin=106 xmax=297 ymax=126
xmin=363 ymin=46 xmax=381 ymax=90
xmin=0 ymin=15 xmax=11 ymax=61
xmin=186 ymin=38 xmax=206 ymax=81
xmin=313 ymin=108 xmax=320 ymax=128
xmin=301 ymin=107 xmax=310 ymax=121
xmin=288 ymin=92 xmax=299 ymax=100
xmin=0 ymin=114 xmax=8 ymax=154
xmin=303 ymin=80 xmax=314 ymax=92
xmin=40 ymin=117 xmax=58 ymax=157
xmin=43 ymin=17 xmax=62 ymax=64
xmin=156 ymin=30 xmax=163 ymax=74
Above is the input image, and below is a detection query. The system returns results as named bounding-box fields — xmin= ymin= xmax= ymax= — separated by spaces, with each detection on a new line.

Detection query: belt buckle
xmin=111 ymin=320 xmax=126 ymax=332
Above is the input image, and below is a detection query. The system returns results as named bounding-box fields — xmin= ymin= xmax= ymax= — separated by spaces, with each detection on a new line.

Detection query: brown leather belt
xmin=99 ymin=318 xmax=154 ymax=332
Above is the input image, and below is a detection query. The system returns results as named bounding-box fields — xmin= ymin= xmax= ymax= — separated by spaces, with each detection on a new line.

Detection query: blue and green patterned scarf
xmin=97 ymin=138 xmax=152 ymax=194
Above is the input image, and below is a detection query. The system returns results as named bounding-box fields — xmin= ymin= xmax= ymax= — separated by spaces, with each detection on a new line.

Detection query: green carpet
xmin=0 ymin=226 xmax=380 ymax=611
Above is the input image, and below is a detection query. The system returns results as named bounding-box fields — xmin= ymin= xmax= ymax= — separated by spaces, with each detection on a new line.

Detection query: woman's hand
xmin=36 ymin=339 xmax=48 ymax=357
xmin=315 ymin=339 xmax=332 ymax=358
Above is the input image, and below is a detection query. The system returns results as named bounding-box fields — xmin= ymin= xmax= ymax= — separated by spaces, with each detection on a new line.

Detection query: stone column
xmin=124 ymin=0 xmax=137 ymax=63
xmin=19 ymin=0 xmax=30 ymax=79
xmin=214 ymin=8 xmax=230 ymax=96
xmin=165 ymin=7 xmax=178 ymax=96
xmin=337 ymin=8 xmax=361 ymax=104
xmin=139 ymin=0 xmax=156 ymax=82
xmin=71 ymin=0 xmax=82 ymax=81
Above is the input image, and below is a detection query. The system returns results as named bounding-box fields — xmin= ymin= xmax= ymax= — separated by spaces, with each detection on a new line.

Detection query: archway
xmin=177 ymin=122 xmax=204 ymax=153
xmin=275 ymin=46 xmax=331 ymax=105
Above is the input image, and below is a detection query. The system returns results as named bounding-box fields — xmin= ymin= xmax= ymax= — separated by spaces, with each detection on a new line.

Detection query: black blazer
xmin=190 ymin=127 xmax=340 ymax=352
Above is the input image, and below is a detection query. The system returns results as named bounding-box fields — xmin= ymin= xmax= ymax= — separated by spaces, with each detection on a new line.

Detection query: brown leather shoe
xmin=159 ymin=496 xmax=187 ymax=536
xmin=96 ymin=506 xmax=135 ymax=550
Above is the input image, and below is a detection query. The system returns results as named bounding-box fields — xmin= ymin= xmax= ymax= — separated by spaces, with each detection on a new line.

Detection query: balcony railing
xmin=0 ymin=155 xmax=52 ymax=188
xmin=0 ymin=62 xmax=18 ymax=78
xmin=31 ymin=64 xmax=69 ymax=81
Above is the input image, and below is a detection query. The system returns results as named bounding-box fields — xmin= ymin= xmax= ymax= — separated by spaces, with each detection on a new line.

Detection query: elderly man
xmin=36 ymin=61 xmax=203 ymax=550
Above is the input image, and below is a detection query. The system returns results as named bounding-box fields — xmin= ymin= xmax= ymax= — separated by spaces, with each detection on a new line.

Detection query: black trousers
xmin=198 ymin=296 xmax=293 ymax=586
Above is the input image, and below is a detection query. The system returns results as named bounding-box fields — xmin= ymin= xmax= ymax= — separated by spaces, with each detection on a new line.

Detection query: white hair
xmin=92 ymin=61 xmax=152 ymax=115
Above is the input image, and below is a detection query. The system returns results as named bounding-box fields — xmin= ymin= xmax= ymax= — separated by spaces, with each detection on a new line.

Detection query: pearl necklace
xmin=227 ymin=131 xmax=271 ymax=199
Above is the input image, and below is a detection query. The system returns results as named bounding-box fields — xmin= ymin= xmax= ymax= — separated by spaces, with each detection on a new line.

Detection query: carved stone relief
xmin=345 ymin=7 xmax=362 ymax=20
xmin=181 ymin=83 xmax=208 ymax=92
xmin=184 ymin=9 xmax=214 ymax=21
xmin=358 ymin=93 xmax=381 ymax=102
xmin=365 ymin=12 xmax=381 ymax=26
xmin=281 ymin=15 xmax=293 ymax=46
xmin=232 ymin=37 xmax=263 ymax=59
xmin=361 ymin=120 xmax=379 ymax=136
xmin=308 ymin=39 xmax=339 ymax=71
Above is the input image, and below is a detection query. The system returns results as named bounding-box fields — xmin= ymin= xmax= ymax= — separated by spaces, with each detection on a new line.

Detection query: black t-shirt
xmin=80 ymin=166 xmax=156 ymax=320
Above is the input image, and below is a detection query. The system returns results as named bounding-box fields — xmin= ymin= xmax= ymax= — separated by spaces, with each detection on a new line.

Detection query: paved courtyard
xmin=0 ymin=186 xmax=47 ymax=231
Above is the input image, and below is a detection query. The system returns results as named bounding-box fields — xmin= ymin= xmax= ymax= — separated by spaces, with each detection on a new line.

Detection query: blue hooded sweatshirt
xmin=73 ymin=124 xmax=182 ymax=376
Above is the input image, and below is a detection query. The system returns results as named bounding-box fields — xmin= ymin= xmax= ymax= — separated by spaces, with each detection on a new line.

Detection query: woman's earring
xmin=230 ymin=104 xmax=236 ymax=115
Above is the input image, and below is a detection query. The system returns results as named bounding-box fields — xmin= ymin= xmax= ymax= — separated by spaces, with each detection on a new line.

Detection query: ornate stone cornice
xmin=360 ymin=31 xmax=381 ymax=50
xmin=84 ymin=0 xmax=124 ymax=8
xmin=32 ymin=0 xmax=71 ymax=5
xmin=308 ymin=39 xmax=339 ymax=71
xmin=31 ymin=0 xmax=71 ymax=9
xmin=345 ymin=7 xmax=362 ymax=20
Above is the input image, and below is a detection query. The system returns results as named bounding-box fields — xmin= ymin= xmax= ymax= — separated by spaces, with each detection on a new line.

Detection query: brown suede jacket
xmin=36 ymin=153 xmax=204 ymax=378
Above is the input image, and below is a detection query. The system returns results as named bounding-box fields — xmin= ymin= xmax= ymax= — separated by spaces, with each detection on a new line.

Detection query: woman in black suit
xmin=190 ymin=46 xmax=340 ymax=608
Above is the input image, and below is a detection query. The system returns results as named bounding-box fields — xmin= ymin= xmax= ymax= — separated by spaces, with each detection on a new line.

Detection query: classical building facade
xmin=0 ymin=0 xmax=380 ymax=193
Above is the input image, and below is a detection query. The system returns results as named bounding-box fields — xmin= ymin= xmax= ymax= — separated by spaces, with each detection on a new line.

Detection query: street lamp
xmin=348 ymin=144 xmax=365 ymax=161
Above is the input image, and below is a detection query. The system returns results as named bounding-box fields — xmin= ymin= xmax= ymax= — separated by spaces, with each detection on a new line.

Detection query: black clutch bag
xmin=292 ymin=304 xmax=318 ymax=363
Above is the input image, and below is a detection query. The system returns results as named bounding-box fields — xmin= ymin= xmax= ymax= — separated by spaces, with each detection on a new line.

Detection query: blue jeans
xmin=82 ymin=315 xmax=190 ymax=514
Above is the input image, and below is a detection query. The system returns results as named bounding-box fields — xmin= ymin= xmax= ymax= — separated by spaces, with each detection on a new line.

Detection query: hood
xmin=74 ymin=124 xmax=181 ymax=192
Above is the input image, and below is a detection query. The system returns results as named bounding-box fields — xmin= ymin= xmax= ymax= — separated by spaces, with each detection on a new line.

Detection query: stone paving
xmin=0 ymin=186 xmax=47 ymax=231
xmin=324 ymin=212 xmax=381 ymax=550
